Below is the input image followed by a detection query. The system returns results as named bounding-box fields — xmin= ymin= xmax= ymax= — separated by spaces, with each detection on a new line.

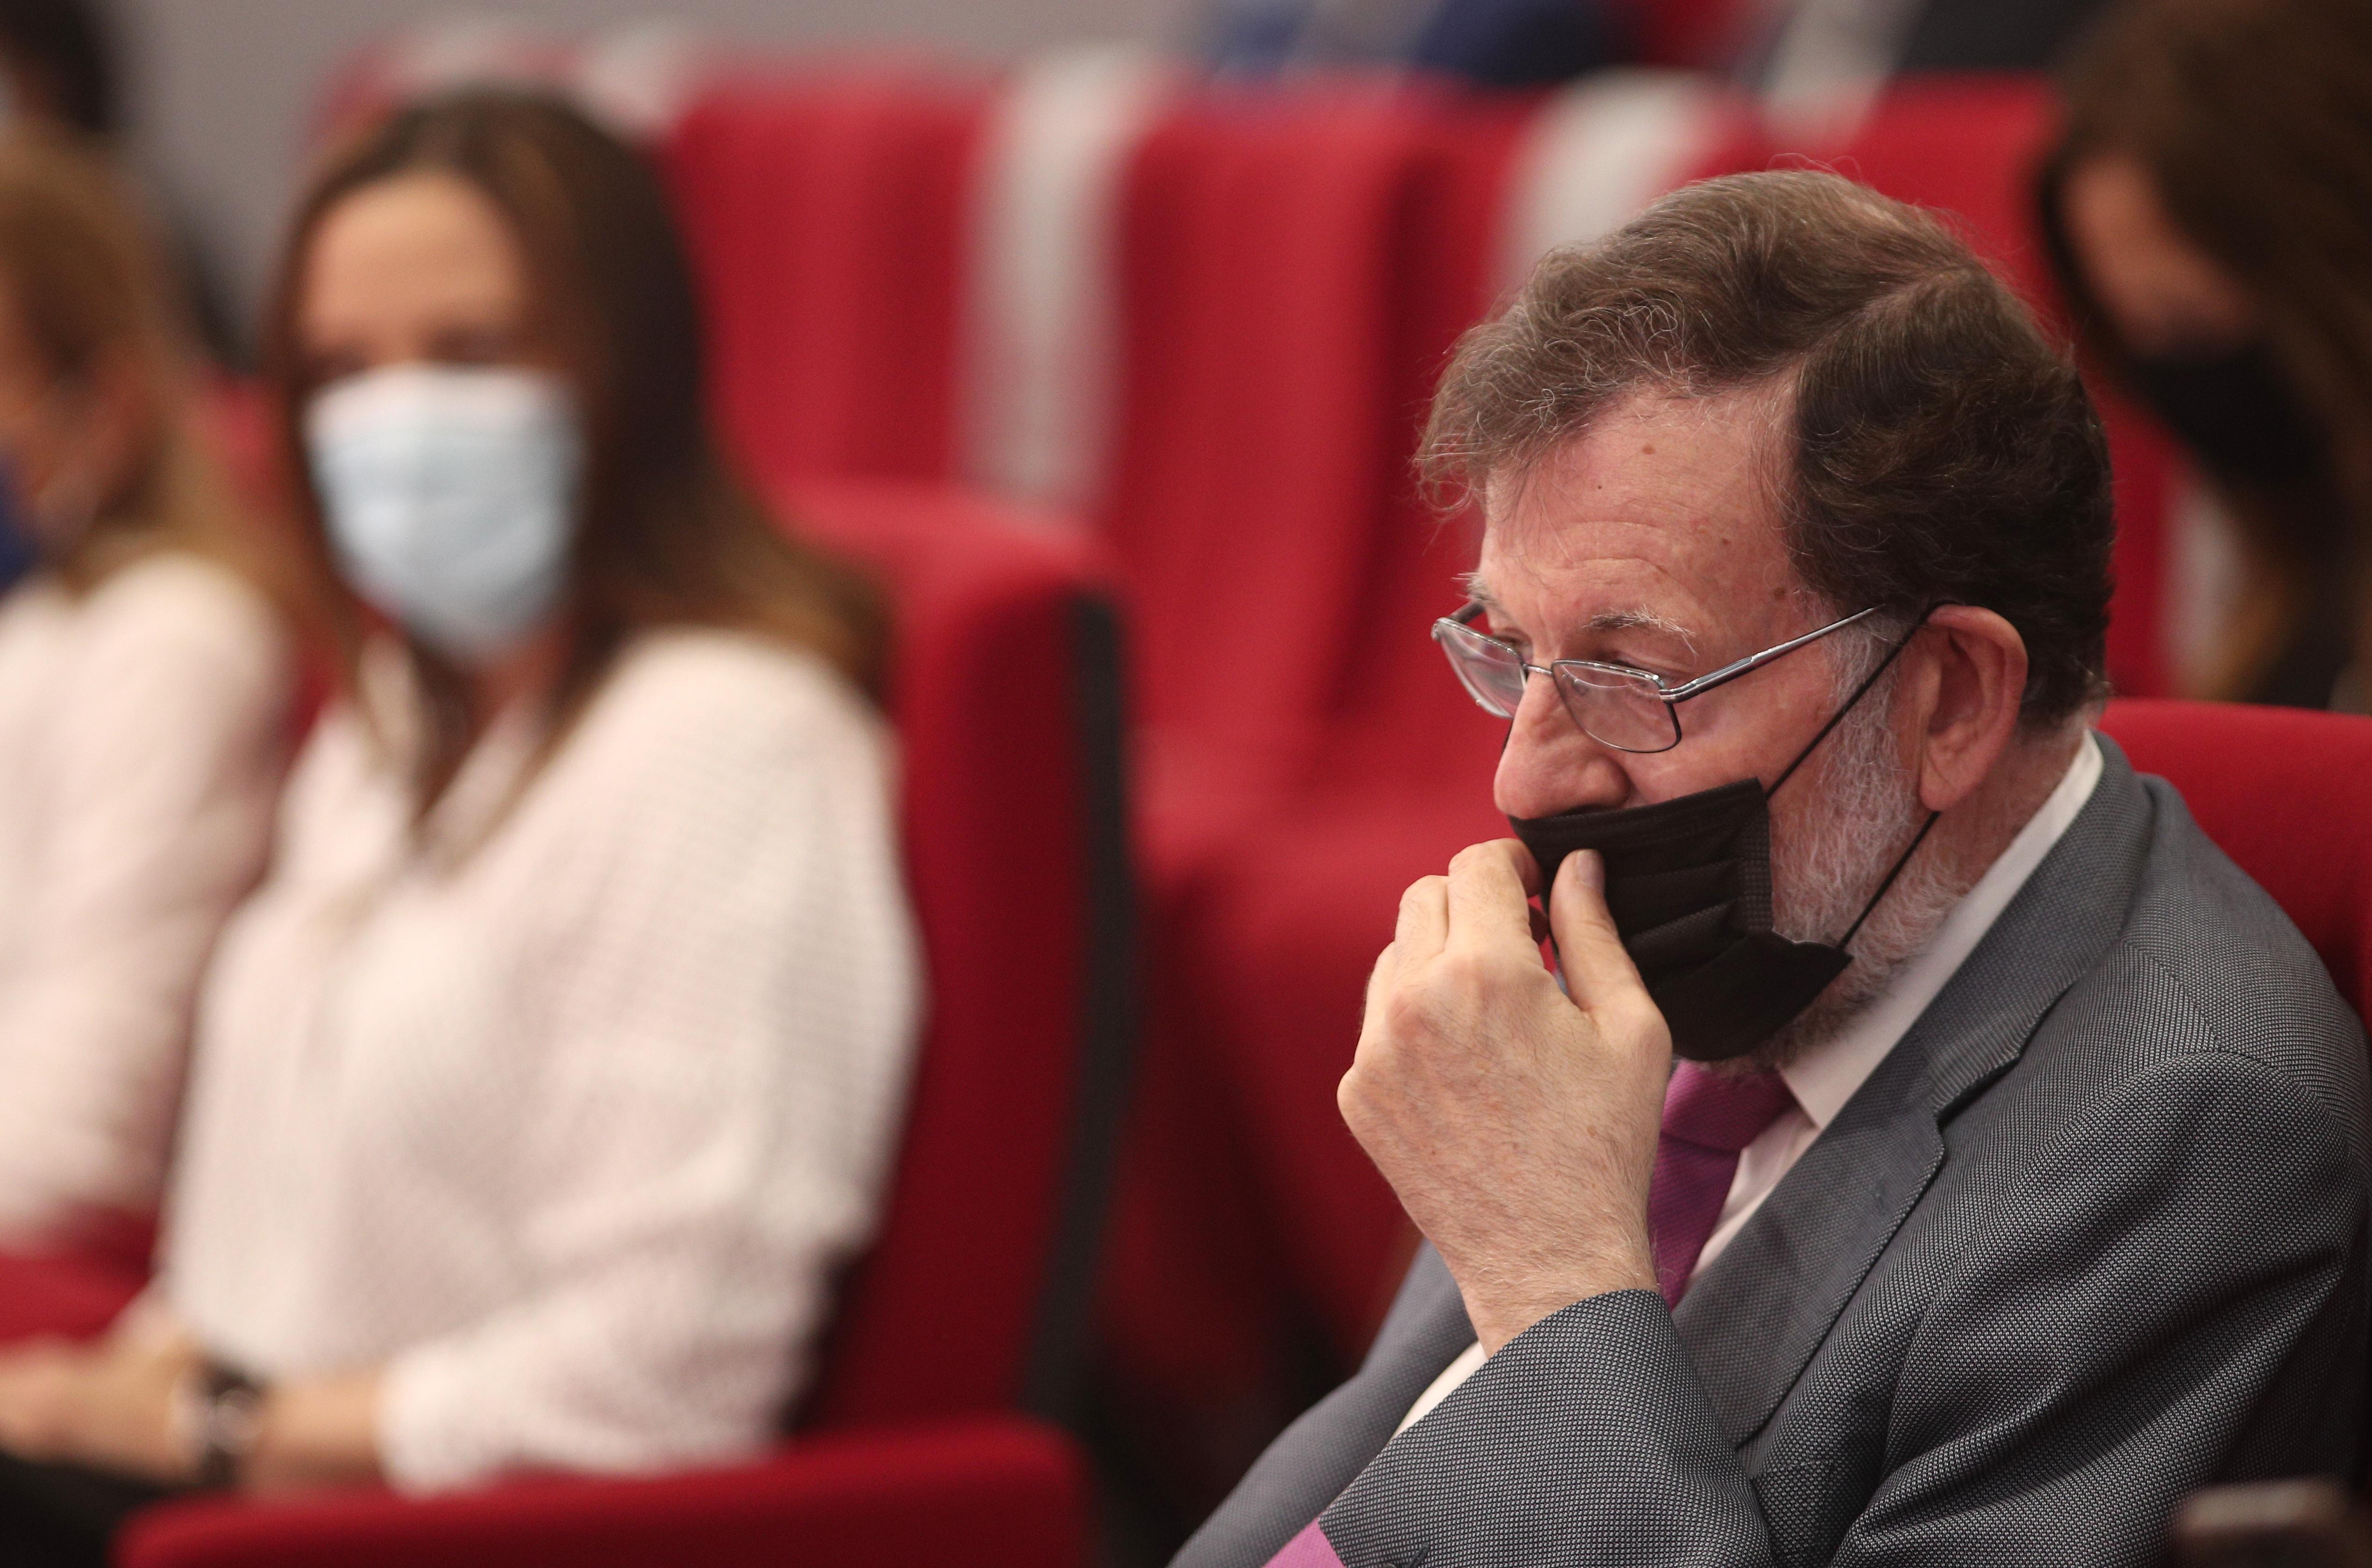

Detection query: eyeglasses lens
xmin=1434 ymin=617 xmax=1682 ymax=753
xmin=1434 ymin=619 xmax=1527 ymax=717
xmin=1553 ymin=666 xmax=1681 ymax=754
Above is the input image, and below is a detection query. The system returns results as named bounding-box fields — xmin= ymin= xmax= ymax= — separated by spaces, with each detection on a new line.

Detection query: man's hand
xmin=0 ymin=1329 xmax=199 ymax=1483
xmin=1339 ymin=840 xmax=1672 ymax=1353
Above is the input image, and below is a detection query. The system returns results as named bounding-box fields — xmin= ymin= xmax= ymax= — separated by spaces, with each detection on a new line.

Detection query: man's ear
xmin=1903 ymin=605 xmax=2027 ymax=812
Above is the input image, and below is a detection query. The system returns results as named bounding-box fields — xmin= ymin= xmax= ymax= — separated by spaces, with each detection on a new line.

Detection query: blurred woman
xmin=0 ymin=128 xmax=289 ymax=1252
xmin=0 ymin=92 xmax=918 ymax=1553
xmin=2040 ymin=0 xmax=2372 ymax=709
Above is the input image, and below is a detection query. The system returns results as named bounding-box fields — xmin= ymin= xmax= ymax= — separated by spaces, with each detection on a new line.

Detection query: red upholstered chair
xmin=662 ymin=69 xmax=992 ymax=492
xmin=1086 ymin=83 xmax=1479 ymax=1494
xmin=1097 ymin=83 xmax=1454 ymax=887
xmin=2099 ymin=700 xmax=2372 ymax=1022
xmin=1763 ymin=76 xmax=2181 ymax=702
xmin=101 ymin=479 xmax=1132 ymax=1568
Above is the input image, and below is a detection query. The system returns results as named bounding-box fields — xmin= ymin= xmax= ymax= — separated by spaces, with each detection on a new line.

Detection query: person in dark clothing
xmin=2041 ymin=0 xmax=2372 ymax=711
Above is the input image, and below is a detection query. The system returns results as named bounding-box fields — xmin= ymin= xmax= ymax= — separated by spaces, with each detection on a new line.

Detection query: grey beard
xmin=1754 ymin=677 xmax=1966 ymax=1070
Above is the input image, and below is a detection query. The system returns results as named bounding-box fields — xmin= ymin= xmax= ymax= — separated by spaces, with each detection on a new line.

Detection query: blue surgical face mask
xmin=306 ymin=364 xmax=583 ymax=661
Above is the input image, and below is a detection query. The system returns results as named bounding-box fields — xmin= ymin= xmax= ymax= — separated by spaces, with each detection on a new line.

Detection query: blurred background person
xmin=2042 ymin=0 xmax=2372 ymax=711
xmin=0 ymin=126 xmax=290 ymax=1259
xmin=0 ymin=0 xmax=236 ymax=374
xmin=0 ymin=91 xmax=919 ymax=1563
xmin=1201 ymin=0 xmax=2116 ymax=97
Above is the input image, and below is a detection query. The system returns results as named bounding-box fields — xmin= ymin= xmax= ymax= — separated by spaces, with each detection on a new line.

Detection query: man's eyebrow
xmin=1583 ymin=609 xmax=1699 ymax=652
xmin=1457 ymin=576 xmax=1698 ymax=653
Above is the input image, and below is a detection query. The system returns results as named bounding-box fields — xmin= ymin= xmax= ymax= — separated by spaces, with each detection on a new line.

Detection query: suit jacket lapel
xmin=1673 ymin=736 xmax=2158 ymax=1447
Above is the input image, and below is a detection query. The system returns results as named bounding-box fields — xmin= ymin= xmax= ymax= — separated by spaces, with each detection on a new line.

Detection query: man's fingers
xmin=1445 ymin=840 xmax=1542 ymax=954
xmin=1362 ymin=939 xmax=1401 ymax=1033
xmin=1394 ymin=875 xmax=1450 ymax=964
xmin=1548 ymin=850 xmax=1650 ymax=1012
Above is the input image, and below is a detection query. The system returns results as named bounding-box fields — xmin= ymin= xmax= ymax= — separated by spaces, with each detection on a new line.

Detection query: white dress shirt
xmin=160 ymin=628 xmax=921 ymax=1494
xmin=0 ymin=552 xmax=288 ymax=1246
xmin=1399 ymin=734 xmax=2104 ymax=1432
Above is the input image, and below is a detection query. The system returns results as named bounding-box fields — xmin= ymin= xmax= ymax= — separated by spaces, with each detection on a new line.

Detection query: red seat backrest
xmin=664 ymin=68 xmax=992 ymax=493
xmin=773 ymin=478 xmax=1129 ymax=1430
xmin=2101 ymin=699 xmax=2372 ymax=1023
xmin=1768 ymin=77 xmax=2179 ymax=702
xmin=1100 ymin=85 xmax=1453 ymax=872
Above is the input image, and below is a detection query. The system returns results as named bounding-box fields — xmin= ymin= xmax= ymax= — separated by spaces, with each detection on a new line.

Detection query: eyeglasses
xmin=1432 ymin=600 xmax=1885 ymax=753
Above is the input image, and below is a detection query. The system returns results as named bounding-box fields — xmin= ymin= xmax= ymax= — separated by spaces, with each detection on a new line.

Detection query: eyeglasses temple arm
xmin=1658 ymin=605 xmax=1884 ymax=702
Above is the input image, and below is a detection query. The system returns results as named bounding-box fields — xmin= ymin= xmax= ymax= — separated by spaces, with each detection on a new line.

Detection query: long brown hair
xmin=261 ymin=91 xmax=886 ymax=808
xmin=0 ymin=125 xmax=249 ymax=594
xmin=2056 ymin=0 xmax=2372 ymax=701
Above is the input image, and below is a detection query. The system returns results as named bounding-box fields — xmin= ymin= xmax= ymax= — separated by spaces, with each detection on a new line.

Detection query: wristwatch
xmin=174 ymin=1361 xmax=267 ymax=1489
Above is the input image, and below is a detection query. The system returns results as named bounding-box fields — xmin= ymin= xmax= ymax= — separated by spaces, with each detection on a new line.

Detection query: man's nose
xmin=1492 ymin=669 xmax=1633 ymax=819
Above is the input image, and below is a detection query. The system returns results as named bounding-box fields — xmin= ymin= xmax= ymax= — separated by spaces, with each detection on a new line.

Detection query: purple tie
xmin=1648 ymin=1062 xmax=1795 ymax=1305
xmin=1264 ymin=1520 xmax=1346 ymax=1568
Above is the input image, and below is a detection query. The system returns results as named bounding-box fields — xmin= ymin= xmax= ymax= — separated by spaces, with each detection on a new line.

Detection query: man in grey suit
xmin=1178 ymin=170 xmax=2371 ymax=1567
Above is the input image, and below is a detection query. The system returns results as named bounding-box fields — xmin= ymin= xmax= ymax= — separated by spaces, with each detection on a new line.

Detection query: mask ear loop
xmin=1838 ymin=809 xmax=1941 ymax=951
xmin=1759 ymin=603 xmax=1944 ymax=954
xmin=1766 ymin=604 xmax=1937 ymax=800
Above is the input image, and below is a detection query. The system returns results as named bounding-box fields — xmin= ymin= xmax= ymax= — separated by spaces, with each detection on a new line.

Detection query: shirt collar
xmin=1781 ymin=731 xmax=2104 ymax=1129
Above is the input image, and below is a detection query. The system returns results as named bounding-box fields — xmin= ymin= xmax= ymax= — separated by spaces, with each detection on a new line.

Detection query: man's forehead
xmin=1470 ymin=388 xmax=1792 ymax=635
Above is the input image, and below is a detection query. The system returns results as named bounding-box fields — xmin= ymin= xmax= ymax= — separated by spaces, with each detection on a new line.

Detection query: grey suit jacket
xmin=1178 ymin=739 xmax=2372 ymax=1568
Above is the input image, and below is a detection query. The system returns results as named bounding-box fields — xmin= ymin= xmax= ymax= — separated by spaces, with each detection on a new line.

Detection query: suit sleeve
xmin=1317 ymin=1051 xmax=2366 ymax=1568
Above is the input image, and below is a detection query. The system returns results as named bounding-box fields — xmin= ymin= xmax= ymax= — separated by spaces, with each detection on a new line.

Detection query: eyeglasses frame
xmin=1434 ymin=599 xmax=1888 ymax=753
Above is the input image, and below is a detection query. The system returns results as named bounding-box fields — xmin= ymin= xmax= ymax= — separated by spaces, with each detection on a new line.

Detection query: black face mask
xmin=2034 ymin=154 xmax=2331 ymax=492
xmin=2122 ymin=343 xmax=2330 ymax=491
xmin=1508 ymin=619 xmax=1936 ymax=1064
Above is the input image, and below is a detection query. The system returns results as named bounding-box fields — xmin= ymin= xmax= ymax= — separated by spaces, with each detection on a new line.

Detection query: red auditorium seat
xmin=1086 ymin=83 xmax=1483 ymax=1495
xmin=1098 ymin=83 xmax=1453 ymax=886
xmin=663 ymin=69 xmax=992 ymax=492
xmin=2099 ymin=701 xmax=2372 ymax=1022
xmin=90 ymin=479 xmax=1132 ymax=1568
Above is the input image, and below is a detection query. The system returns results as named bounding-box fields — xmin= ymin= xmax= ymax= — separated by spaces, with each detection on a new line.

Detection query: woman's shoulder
xmin=584 ymin=626 xmax=883 ymax=759
xmin=525 ymin=628 xmax=897 ymax=862
xmin=81 ymin=549 xmax=284 ymax=659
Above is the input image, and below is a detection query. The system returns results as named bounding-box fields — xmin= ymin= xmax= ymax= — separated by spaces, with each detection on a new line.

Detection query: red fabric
xmin=1100 ymin=84 xmax=1453 ymax=885
xmin=782 ymin=478 xmax=1115 ymax=1429
xmin=2100 ymin=700 xmax=2372 ymax=1022
xmin=662 ymin=67 xmax=991 ymax=491
xmin=1650 ymin=1065 xmax=1795 ymax=1304
xmin=1762 ymin=77 xmax=2175 ymax=701
xmin=1090 ymin=85 xmax=1477 ymax=1502
xmin=0 ymin=1248 xmax=145 ymax=1346
xmin=115 ymin=1416 xmax=1086 ymax=1568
